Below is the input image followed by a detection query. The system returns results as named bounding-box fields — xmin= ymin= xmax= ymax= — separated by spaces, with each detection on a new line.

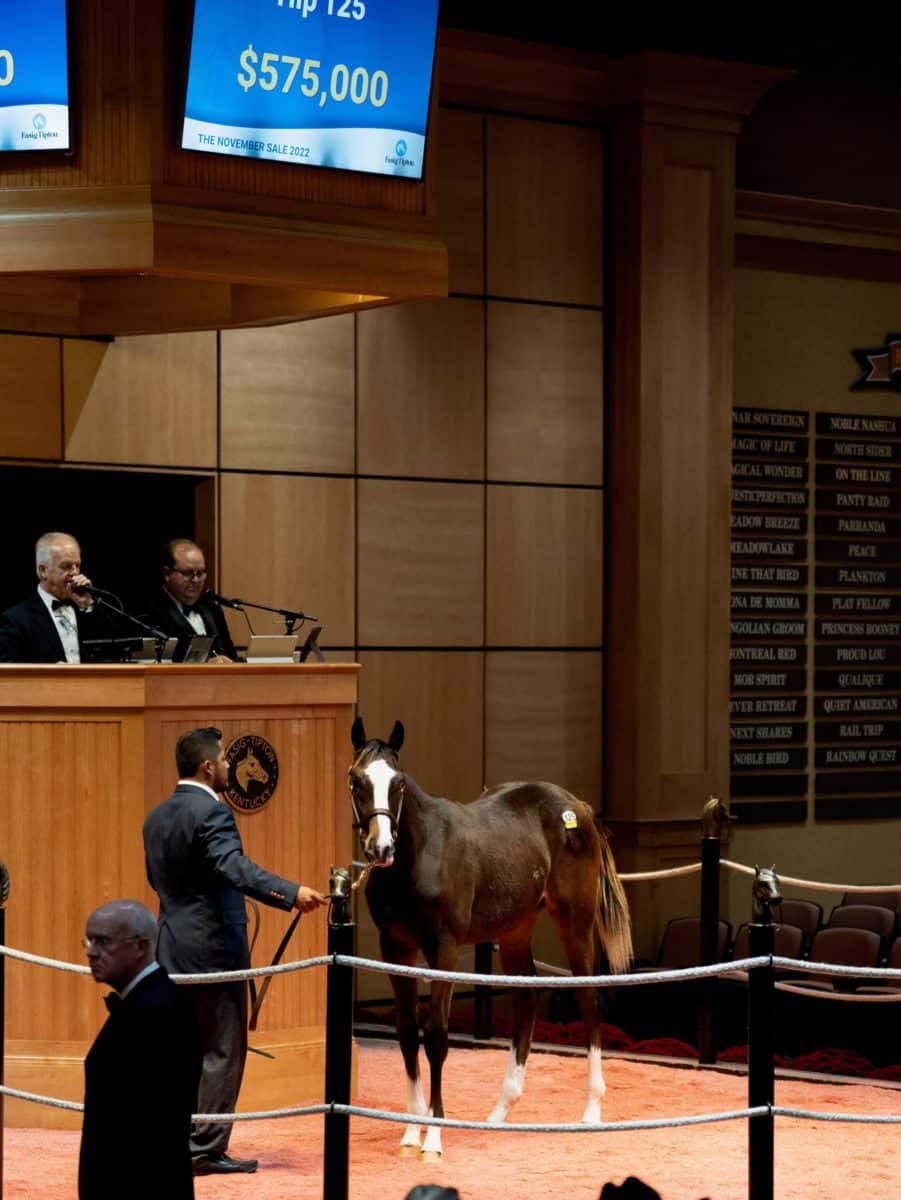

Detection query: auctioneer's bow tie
xmin=52 ymin=599 xmax=73 ymax=612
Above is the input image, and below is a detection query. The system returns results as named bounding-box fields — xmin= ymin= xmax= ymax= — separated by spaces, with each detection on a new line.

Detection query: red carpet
xmin=4 ymin=1042 xmax=901 ymax=1199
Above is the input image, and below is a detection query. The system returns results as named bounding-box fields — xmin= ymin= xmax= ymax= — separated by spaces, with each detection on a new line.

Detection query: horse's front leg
xmin=420 ymin=946 xmax=457 ymax=1161
xmin=385 ymin=942 xmax=426 ymax=1157
xmin=487 ymin=935 xmax=537 ymax=1124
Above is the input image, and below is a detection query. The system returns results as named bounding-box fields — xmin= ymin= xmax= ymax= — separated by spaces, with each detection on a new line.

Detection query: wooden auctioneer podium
xmin=0 ymin=661 xmax=359 ymax=1130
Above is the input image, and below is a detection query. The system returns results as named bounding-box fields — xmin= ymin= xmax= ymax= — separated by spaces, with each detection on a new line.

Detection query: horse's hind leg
xmin=385 ymin=944 xmax=426 ymax=1156
xmin=555 ymin=914 xmax=606 ymax=1123
xmin=487 ymin=935 xmax=538 ymax=1124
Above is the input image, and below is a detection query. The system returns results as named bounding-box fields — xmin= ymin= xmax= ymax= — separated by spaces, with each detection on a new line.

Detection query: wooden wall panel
xmin=219 ymin=473 xmax=355 ymax=645
xmin=63 ymin=333 xmax=217 ymax=467
xmin=487 ymin=485 xmax=603 ymax=646
xmin=356 ymin=651 xmax=485 ymax=803
xmin=357 ymin=298 xmax=485 ymax=480
xmin=659 ymin=164 xmax=714 ymax=773
xmin=487 ymin=302 xmax=604 ymax=484
xmin=437 ymin=108 xmax=485 ymax=295
xmin=486 ymin=117 xmax=603 ymax=305
xmin=354 ymin=649 xmax=484 ymax=999
xmin=357 ymin=479 xmax=484 ymax=645
xmin=0 ymin=335 xmax=62 ymax=459
xmin=220 ymin=315 xmax=355 ymax=474
xmin=485 ymin=651 xmax=603 ymax=805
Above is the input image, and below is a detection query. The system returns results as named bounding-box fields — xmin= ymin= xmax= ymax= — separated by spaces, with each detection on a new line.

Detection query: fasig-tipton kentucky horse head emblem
xmin=224 ymin=733 xmax=279 ymax=813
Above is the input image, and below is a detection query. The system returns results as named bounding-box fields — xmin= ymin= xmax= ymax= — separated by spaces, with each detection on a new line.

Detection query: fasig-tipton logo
xmin=20 ymin=112 xmax=59 ymax=143
xmin=385 ymin=137 xmax=414 ymax=168
xmin=224 ymin=734 xmax=279 ymax=813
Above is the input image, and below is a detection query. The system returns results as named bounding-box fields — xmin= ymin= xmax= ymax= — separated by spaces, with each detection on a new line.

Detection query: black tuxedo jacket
xmin=0 ymin=590 xmax=118 ymax=663
xmin=143 ymin=783 xmax=297 ymax=973
xmin=78 ymin=966 xmax=201 ymax=1200
xmin=141 ymin=589 xmax=237 ymax=661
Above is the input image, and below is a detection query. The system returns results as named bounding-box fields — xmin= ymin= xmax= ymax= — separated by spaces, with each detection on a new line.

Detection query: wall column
xmin=604 ymin=55 xmax=788 ymax=936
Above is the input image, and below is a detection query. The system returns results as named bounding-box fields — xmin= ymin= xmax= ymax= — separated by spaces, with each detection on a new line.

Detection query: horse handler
xmin=143 ymin=726 xmax=327 ymax=1176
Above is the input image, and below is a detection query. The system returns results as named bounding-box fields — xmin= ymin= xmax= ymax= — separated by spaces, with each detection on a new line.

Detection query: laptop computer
xmin=298 ymin=626 xmax=324 ymax=662
xmin=81 ymin=637 xmax=143 ymax=663
xmin=135 ymin=637 xmax=178 ymax=664
xmin=244 ymin=634 xmax=298 ymax=663
xmin=182 ymin=636 xmax=215 ymax=663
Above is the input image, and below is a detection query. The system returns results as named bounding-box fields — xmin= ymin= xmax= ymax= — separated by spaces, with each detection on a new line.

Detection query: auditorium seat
xmin=790 ymin=926 xmax=882 ymax=993
xmin=839 ymin=890 xmax=901 ymax=937
xmin=656 ymin=916 xmax=732 ymax=968
xmin=827 ymin=904 xmax=896 ymax=955
xmin=856 ymin=936 xmax=901 ymax=996
xmin=772 ymin=898 xmax=822 ymax=953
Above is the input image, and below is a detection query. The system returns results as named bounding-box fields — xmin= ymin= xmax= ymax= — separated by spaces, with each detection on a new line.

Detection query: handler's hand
xmin=294 ymin=886 xmax=328 ymax=912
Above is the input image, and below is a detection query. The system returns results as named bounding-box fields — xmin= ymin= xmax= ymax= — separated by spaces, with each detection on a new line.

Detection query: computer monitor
xmin=244 ymin=635 xmax=297 ymax=664
xmin=182 ymin=636 xmax=214 ymax=663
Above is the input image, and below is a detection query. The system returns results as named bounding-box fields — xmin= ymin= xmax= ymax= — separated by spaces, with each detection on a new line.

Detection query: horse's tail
xmin=596 ymin=832 xmax=633 ymax=974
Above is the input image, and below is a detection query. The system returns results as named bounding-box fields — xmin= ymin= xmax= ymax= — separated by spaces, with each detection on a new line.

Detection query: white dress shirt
xmin=37 ymin=586 xmax=80 ymax=663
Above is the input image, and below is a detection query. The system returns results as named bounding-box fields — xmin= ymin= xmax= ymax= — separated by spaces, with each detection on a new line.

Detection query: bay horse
xmin=349 ymin=718 xmax=633 ymax=1159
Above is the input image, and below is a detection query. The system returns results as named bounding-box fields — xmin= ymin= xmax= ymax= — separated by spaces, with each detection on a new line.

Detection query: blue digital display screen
xmin=0 ymin=0 xmax=70 ymax=151
xmin=181 ymin=0 xmax=440 ymax=179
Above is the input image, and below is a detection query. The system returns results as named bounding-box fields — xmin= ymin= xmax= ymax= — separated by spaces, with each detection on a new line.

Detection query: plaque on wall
xmin=732 ymin=591 xmax=806 ymax=613
xmin=814 ymin=695 xmax=900 ymax=717
xmin=816 ymin=412 xmax=901 ymax=436
xmin=815 ymin=645 xmax=901 ymax=667
xmin=732 ymin=487 xmax=807 ymax=508
xmin=733 ymin=433 xmax=808 ymax=458
xmin=730 ymin=773 xmax=808 ymax=797
xmin=816 ymin=438 xmax=901 ymax=463
xmin=731 ymin=696 xmax=807 ymax=717
xmin=732 ymin=722 xmax=807 ymax=743
xmin=816 ymin=515 xmax=901 ymax=538
xmin=735 ymin=408 xmax=809 ymax=432
xmin=815 ymin=489 xmax=901 ymax=513
xmin=732 ymin=564 xmax=808 ymax=586
xmin=815 ymin=720 xmax=901 ymax=742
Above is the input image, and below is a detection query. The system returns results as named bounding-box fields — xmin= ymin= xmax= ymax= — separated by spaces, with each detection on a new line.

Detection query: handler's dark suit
xmin=142 ymin=783 xmax=297 ymax=1161
xmin=0 ymin=590 xmax=117 ymax=663
xmin=142 ymin=589 xmax=237 ymax=662
xmin=79 ymin=966 xmax=201 ymax=1200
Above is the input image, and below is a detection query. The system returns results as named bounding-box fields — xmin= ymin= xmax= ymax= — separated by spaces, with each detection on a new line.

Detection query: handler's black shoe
xmin=192 ymin=1153 xmax=259 ymax=1175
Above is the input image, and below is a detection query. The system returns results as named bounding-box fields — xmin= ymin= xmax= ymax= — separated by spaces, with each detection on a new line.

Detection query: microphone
xmin=68 ymin=582 xmax=110 ymax=599
xmin=203 ymin=589 xmax=243 ymax=611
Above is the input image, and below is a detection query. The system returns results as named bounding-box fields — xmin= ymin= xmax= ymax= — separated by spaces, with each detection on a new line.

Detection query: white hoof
xmin=581 ymin=1100 xmax=602 ymax=1124
xmin=421 ymin=1150 xmax=443 ymax=1164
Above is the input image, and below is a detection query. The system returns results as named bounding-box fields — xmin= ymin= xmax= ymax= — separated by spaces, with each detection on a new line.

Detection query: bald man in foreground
xmin=79 ymin=900 xmax=200 ymax=1199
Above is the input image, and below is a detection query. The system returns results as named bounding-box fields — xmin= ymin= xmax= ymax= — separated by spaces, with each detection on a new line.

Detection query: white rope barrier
xmin=773 ymin=1107 xmax=901 ymax=1125
xmin=332 ymin=1103 xmax=768 ymax=1133
xmin=5 ymin=940 xmax=901 ymax=989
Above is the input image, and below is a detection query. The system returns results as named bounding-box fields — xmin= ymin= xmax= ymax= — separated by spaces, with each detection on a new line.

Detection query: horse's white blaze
xmin=400 ymin=1074 xmax=427 ymax=1148
xmin=363 ymin=759 xmax=398 ymax=859
xmin=486 ymin=1047 xmax=527 ymax=1123
xmin=581 ymin=1045 xmax=605 ymax=1123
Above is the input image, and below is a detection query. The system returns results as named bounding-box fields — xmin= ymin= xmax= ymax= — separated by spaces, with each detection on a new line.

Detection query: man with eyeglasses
xmin=142 ymin=538 xmax=236 ymax=662
xmin=79 ymin=899 xmax=200 ymax=1199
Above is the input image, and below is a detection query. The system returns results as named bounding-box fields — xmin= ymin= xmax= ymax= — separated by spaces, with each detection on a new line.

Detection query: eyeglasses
xmin=82 ymin=934 xmax=141 ymax=951
xmin=169 ymin=568 xmax=207 ymax=581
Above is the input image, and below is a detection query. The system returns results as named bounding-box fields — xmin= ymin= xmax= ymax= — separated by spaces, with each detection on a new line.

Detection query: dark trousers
xmin=188 ymin=981 xmax=248 ymax=1158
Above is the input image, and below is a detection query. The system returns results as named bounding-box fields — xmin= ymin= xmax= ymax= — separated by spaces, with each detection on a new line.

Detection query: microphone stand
xmin=223 ymin=597 xmax=316 ymax=637
xmin=74 ymin=590 xmax=170 ymax=663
